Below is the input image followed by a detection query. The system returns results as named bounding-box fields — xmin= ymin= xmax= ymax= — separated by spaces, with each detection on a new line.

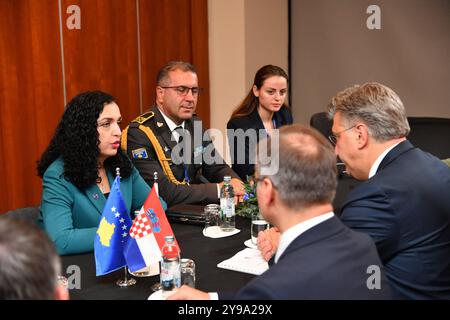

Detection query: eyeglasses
xmin=160 ymin=86 xmax=203 ymax=97
xmin=328 ymin=125 xmax=356 ymax=145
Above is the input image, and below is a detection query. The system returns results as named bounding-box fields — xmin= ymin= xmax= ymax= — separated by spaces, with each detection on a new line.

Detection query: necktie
xmin=174 ymin=126 xmax=184 ymax=157
xmin=174 ymin=127 xmax=189 ymax=184
xmin=174 ymin=126 xmax=183 ymax=143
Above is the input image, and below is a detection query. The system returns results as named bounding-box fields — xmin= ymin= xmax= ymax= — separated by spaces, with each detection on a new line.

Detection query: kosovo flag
xmin=94 ymin=176 xmax=133 ymax=276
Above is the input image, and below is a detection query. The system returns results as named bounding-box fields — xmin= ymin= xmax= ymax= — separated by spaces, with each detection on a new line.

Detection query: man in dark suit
xmin=122 ymin=61 xmax=243 ymax=207
xmin=328 ymin=82 xmax=450 ymax=299
xmin=259 ymin=82 xmax=450 ymax=299
xmin=168 ymin=125 xmax=391 ymax=300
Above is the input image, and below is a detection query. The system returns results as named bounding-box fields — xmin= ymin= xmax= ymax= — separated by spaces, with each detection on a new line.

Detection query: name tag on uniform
xmin=132 ymin=148 xmax=149 ymax=159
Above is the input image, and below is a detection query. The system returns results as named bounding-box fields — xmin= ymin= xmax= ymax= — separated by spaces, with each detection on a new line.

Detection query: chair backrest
xmin=2 ymin=206 xmax=40 ymax=225
xmin=309 ymin=112 xmax=332 ymax=140
xmin=407 ymin=117 xmax=450 ymax=159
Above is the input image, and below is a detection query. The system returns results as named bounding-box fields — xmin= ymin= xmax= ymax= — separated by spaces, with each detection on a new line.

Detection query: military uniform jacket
xmin=124 ymin=106 xmax=239 ymax=207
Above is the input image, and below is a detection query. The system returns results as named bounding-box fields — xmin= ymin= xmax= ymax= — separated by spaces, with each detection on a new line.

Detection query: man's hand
xmin=166 ymin=285 xmax=210 ymax=300
xmin=219 ymin=178 xmax=245 ymax=204
xmin=257 ymin=227 xmax=280 ymax=261
xmin=231 ymin=177 xmax=245 ymax=198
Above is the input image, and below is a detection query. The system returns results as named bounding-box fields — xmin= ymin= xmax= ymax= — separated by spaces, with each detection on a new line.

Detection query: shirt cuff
xmin=208 ymin=292 xmax=219 ymax=300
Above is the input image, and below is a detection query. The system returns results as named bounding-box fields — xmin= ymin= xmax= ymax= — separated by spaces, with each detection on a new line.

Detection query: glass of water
xmin=204 ymin=204 xmax=220 ymax=230
xmin=251 ymin=210 xmax=269 ymax=245
xmin=180 ymin=258 xmax=196 ymax=288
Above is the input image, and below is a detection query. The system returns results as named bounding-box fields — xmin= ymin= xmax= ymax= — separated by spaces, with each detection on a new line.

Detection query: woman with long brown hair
xmin=227 ymin=65 xmax=293 ymax=180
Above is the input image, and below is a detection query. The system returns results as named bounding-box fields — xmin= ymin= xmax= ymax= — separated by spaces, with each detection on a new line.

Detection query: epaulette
xmin=132 ymin=111 xmax=154 ymax=124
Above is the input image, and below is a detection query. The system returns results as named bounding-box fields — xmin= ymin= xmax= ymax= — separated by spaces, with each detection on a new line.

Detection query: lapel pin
xmin=157 ymin=122 xmax=164 ymax=127
xmin=164 ymin=146 xmax=170 ymax=152
xmin=92 ymin=193 xmax=99 ymax=200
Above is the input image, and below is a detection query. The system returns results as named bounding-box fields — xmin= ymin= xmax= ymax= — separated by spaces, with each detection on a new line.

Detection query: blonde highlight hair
xmin=327 ymin=82 xmax=410 ymax=141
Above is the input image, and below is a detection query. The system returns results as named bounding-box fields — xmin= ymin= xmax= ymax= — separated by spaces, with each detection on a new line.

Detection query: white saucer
xmin=148 ymin=289 xmax=164 ymax=300
xmin=244 ymin=239 xmax=257 ymax=249
xmin=203 ymin=226 xmax=240 ymax=238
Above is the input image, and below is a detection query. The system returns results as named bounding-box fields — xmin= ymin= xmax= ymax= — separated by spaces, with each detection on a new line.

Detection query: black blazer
xmin=341 ymin=140 xmax=450 ymax=299
xmin=227 ymin=107 xmax=293 ymax=180
xmin=220 ymin=216 xmax=391 ymax=299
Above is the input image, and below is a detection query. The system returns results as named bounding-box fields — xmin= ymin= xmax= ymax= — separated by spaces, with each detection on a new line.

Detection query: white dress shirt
xmin=158 ymin=107 xmax=185 ymax=142
xmin=368 ymin=142 xmax=401 ymax=179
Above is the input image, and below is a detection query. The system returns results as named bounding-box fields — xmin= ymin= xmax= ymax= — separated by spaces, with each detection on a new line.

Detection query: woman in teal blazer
xmin=37 ymin=91 xmax=166 ymax=255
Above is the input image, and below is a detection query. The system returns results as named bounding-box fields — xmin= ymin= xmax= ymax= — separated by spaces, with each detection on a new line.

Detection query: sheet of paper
xmin=217 ymin=248 xmax=269 ymax=275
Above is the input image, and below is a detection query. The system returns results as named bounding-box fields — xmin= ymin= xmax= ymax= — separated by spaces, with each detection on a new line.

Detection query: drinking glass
xmin=251 ymin=211 xmax=269 ymax=245
xmin=204 ymin=204 xmax=220 ymax=230
xmin=180 ymin=258 xmax=196 ymax=288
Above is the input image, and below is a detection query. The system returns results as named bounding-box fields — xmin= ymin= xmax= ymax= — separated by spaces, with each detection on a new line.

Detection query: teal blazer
xmin=40 ymin=158 xmax=166 ymax=255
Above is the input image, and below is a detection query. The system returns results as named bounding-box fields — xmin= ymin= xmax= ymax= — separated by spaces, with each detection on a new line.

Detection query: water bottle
xmin=160 ymin=235 xmax=181 ymax=298
xmin=220 ymin=176 xmax=235 ymax=231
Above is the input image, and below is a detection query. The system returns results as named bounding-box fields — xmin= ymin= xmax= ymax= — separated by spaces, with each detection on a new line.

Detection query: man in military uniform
xmin=122 ymin=61 xmax=244 ymax=207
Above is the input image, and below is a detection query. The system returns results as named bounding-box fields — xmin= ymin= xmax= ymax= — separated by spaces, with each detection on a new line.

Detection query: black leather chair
xmin=407 ymin=117 xmax=450 ymax=159
xmin=309 ymin=112 xmax=332 ymax=140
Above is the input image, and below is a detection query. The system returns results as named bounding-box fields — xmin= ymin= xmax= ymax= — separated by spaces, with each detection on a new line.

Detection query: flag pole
xmin=148 ymin=171 xmax=162 ymax=292
xmin=153 ymin=171 xmax=159 ymax=196
xmin=115 ymin=167 xmax=137 ymax=287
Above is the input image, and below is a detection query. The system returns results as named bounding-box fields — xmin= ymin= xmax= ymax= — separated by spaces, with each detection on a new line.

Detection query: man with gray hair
xmin=168 ymin=125 xmax=391 ymax=299
xmin=0 ymin=215 xmax=68 ymax=300
xmin=259 ymin=82 xmax=450 ymax=299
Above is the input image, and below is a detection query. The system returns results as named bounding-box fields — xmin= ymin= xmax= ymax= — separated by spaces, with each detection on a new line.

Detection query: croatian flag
xmin=124 ymin=186 xmax=178 ymax=272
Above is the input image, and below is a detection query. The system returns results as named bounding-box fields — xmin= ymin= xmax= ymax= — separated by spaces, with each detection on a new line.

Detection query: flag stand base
xmin=116 ymin=278 xmax=136 ymax=287
xmin=116 ymin=267 xmax=137 ymax=287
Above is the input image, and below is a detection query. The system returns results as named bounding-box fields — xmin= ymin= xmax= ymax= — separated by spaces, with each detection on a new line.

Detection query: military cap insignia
xmin=132 ymin=148 xmax=149 ymax=159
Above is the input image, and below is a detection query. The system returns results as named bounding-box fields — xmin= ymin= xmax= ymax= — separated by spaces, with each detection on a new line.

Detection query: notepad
xmin=217 ymin=248 xmax=269 ymax=275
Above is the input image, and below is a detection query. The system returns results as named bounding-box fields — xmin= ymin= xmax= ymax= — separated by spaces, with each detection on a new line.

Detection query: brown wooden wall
xmin=0 ymin=0 xmax=210 ymax=213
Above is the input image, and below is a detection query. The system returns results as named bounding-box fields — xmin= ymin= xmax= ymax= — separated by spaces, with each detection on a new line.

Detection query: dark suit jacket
xmin=227 ymin=107 xmax=293 ymax=180
xmin=219 ymin=216 xmax=391 ymax=299
xmin=340 ymin=140 xmax=450 ymax=299
xmin=125 ymin=106 xmax=239 ymax=207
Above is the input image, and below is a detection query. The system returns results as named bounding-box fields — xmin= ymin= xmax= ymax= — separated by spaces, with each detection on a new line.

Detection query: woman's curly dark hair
xmin=37 ymin=91 xmax=133 ymax=190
